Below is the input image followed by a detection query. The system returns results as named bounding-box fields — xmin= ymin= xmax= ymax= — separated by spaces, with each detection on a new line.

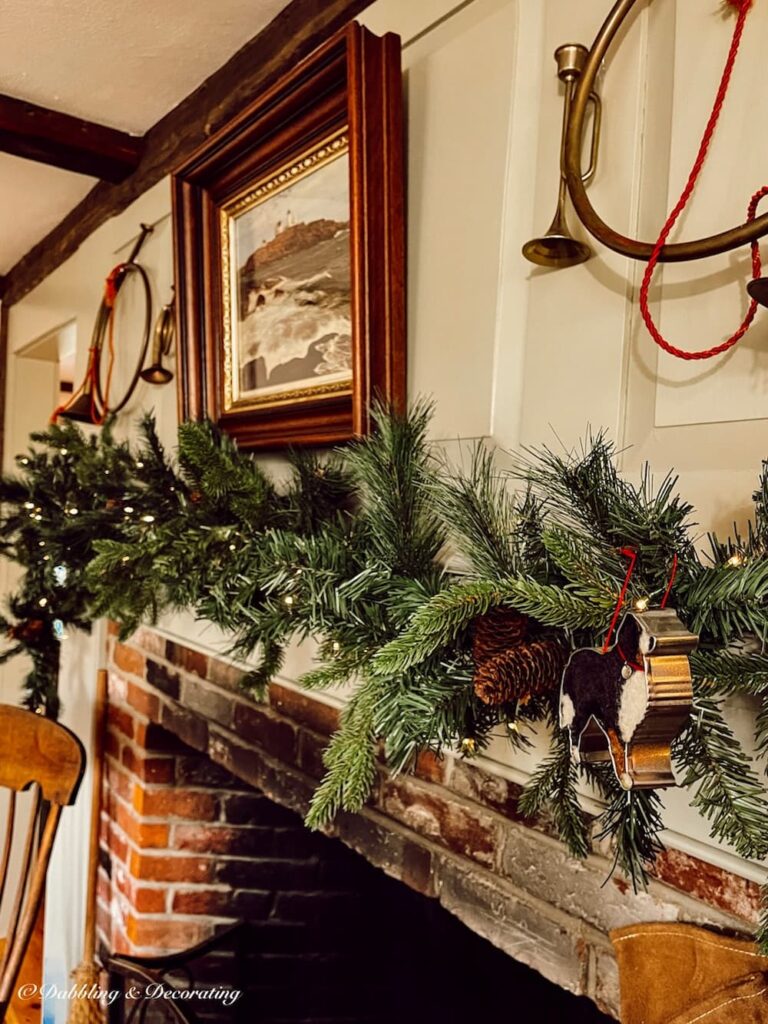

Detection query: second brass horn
xmin=523 ymin=43 xmax=601 ymax=269
xmin=141 ymin=297 xmax=175 ymax=385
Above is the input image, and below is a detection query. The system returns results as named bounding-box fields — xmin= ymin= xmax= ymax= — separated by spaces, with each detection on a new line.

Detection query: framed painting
xmin=172 ymin=23 xmax=406 ymax=449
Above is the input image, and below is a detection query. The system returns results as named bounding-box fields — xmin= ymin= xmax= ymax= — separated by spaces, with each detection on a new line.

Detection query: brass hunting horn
xmin=523 ymin=44 xmax=602 ymax=268
xmin=140 ymin=295 xmax=175 ymax=385
xmin=563 ymin=0 xmax=768 ymax=264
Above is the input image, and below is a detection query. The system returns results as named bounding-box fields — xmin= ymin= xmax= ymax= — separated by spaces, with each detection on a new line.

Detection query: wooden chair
xmin=0 ymin=705 xmax=85 ymax=1021
xmin=106 ymin=922 xmax=249 ymax=1024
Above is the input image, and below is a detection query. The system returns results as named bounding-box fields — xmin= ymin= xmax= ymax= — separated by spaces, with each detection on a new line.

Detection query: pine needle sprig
xmin=675 ymin=696 xmax=768 ymax=859
xmin=518 ymin=727 xmax=591 ymax=859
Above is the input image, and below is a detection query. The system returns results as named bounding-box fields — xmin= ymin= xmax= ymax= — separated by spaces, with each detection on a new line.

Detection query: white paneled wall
xmin=5 ymin=0 xmax=768 ymax=1010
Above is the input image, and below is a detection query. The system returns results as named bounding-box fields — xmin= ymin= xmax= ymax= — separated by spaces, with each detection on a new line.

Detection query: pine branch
xmin=691 ymin=648 xmax=768 ymax=696
xmin=518 ymin=727 xmax=591 ymax=859
xmin=594 ymin=777 xmax=664 ymax=890
xmin=305 ymin=677 xmax=380 ymax=829
xmin=429 ymin=444 xmax=546 ymax=580
xmin=675 ymin=696 xmax=768 ymax=859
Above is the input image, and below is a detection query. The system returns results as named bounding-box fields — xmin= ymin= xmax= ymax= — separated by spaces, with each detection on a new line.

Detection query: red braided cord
xmin=660 ymin=552 xmax=678 ymax=609
xmin=602 ymin=547 xmax=637 ymax=653
xmin=639 ymin=0 xmax=766 ymax=360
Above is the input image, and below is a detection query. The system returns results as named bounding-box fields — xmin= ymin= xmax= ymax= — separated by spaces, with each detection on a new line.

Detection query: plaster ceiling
xmin=0 ymin=0 xmax=293 ymax=276
xmin=0 ymin=155 xmax=95 ymax=274
xmin=0 ymin=0 xmax=292 ymax=133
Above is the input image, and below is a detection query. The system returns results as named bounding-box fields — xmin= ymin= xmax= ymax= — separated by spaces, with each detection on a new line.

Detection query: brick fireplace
xmin=98 ymin=624 xmax=763 ymax=1019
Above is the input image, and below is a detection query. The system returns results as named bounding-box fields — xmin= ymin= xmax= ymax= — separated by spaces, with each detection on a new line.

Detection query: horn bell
xmin=57 ymin=390 xmax=99 ymax=424
xmin=522 ymin=231 xmax=592 ymax=269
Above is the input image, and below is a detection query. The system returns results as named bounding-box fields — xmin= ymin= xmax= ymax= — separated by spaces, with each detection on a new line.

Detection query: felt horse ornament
xmin=559 ymin=609 xmax=697 ymax=790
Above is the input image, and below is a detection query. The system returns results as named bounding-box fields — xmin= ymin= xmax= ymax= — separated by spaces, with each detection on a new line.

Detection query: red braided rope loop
xmin=639 ymin=0 xmax=766 ymax=360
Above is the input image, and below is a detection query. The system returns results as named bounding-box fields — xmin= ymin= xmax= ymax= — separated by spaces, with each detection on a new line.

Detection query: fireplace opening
xmin=99 ymin=720 xmax=613 ymax=1023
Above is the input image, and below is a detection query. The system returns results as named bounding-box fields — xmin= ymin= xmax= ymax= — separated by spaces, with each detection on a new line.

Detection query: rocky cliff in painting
xmin=237 ymin=217 xmax=352 ymax=395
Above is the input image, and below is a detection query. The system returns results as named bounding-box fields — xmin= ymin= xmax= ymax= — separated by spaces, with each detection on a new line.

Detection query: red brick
xmin=133 ymin=887 xmax=167 ymax=914
xmin=233 ymin=703 xmax=296 ymax=761
xmin=206 ymin=656 xmax=245 ymax=692
xmin=654 ymin=847 xmax=762 ymax=923
xmin=108 ymin=704 xmax=135 ymax=741
xmin=172 ymin=888 xmax=242 ymax=916
xmin=114 ymin=642 xmax=146 ymax=679
xmin=448 ymin=760 xmax=527 ymax=824
xmin=172 ymin=823 xmax=275 ymax=856
xmin=96 ymin=901 xmax=112 ymax=949
xmin=126 ymin=681 xmax=160 ymax=721
xmin=115 ymin=801 xmax=170 ymax=849
xmin=121 ymin=745 xmax=174 ymax=784
xmin=97 ymin=868 xmax=110 ymax=906
xmin=135 ymin=721 xmax=189 ymax=754
xmin=129 ymin=851 xmax=213 ymax=884
xmin=106 ymin=760 xmax=133 ymax=802
xmin=165 ymin=641 xmax=209 ymax=679
xmin=132 ymin=787 xmax=217 ymax=821
xmin=111 ymin=927 xmax=132 ymax=956
xmin=414 ymin=750 xmax=445 ymax=785
xmin=172 ymin=824 xmax=239 ymax=854
xmin=107 ymin=670 xmax=127 ymax=703
xmin=146 ymin=660 xmax=181 ymax=700
xmin=108 ymin=823 xmax=129 ymax=866
xmin=113 ymin=871 xmax=167 ymax=914
xmin=334 ymin=812 xmax=437 ymax=897
xmin=382 ymin=777 xmax=499 ymax=868
xmin=130 ymin=627 xmax=167 ymax=660
xmin=104 ymin=730 xmax=120 ymax=760
xmin=181 ymin=678 xmax=233 ymax=727
xmin=126 ymin=915 xmax=213 ymax=951
xmin=159 ymin=703 xmax=207 ymax=750
xmin=269 ymin=683 xmax=340 ymax=735
xmin=296 ymin=729 xmax=328 ymax=779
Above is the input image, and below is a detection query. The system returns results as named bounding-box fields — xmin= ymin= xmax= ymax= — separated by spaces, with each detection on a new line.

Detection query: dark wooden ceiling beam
xmin=0 ymin=93 xmax=142 ymax=183
xmin=1 ymin=0 xmax=375 ymax=307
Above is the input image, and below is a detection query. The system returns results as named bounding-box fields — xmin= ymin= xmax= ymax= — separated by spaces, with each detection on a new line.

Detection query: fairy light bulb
xmin=141 ymin=514 xmax=155 ymax=524
xmin=284 ymin=595 xmax=294 ymax=607
xmin=23 ymin=501 xmax=34 ymax=510
xmin=727 ymin=552 xmax=744 ymax=567
xmin=634 ymin=597 xmax=649 ymax=612
xmin=68 ymin=507 xmax=79 ymax=516
xmin=38 ymin=597 xmax=48 ymax=608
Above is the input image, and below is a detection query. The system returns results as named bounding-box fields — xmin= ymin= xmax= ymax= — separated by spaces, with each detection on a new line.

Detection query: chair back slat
xmin=0 ymin=794 xmax=17 ymax=914
xmin=0 ymin=786 xmax=41 ymax=982
xmin=0 ymin=805 xmax=62 ymax=1007
xmin=0 ymin=706 xmax=85 ymax=1019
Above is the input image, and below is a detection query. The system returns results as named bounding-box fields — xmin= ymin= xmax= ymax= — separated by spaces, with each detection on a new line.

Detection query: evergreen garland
xmin=2 ymin=405 xmax=768 ymax=942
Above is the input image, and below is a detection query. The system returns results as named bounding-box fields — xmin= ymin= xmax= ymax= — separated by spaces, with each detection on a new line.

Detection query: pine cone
xmin=472 ymin=607 xmax=528 ymax=662
xmin=474 ymin=635 xmax=566 ymax=705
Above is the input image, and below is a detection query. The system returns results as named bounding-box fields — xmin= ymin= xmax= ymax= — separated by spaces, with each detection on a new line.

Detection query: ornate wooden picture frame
xmin=172 ymin=23 xmax=406 ymax=449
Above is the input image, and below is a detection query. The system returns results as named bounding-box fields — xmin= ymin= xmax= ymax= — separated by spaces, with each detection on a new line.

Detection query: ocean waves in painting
xmin=237 ymin=221 xmax=352 ymax=396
